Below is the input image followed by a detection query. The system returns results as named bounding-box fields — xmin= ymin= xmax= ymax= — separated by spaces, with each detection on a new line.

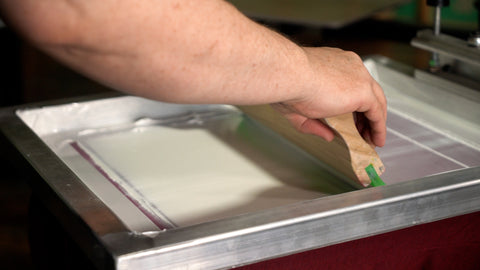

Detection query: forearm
xmin=0 ymin=0 xmax=311 ymax=105
xmin=0 ymin=0 xmax=387 ymax=146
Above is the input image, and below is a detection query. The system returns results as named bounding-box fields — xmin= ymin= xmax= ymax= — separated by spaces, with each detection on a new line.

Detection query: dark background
xmin=0 ymin=1 xmax=475 ymax=268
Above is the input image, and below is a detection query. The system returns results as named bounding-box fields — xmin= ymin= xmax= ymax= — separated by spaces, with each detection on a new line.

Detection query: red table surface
xmin=239 ymin=211 xmax=480 ymax=270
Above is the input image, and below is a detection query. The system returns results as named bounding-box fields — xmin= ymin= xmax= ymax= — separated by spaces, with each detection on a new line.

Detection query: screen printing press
xmin=2 ymin=23 xmax=480 ymax=270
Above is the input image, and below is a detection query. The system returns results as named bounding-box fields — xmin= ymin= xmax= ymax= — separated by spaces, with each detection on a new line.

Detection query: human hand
xmin=271 ymin=47 xmax=387 ymax=147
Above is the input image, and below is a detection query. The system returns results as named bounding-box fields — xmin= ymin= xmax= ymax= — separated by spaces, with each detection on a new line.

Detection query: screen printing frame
xmin=1 ymin=56 xmax=480 ymax=270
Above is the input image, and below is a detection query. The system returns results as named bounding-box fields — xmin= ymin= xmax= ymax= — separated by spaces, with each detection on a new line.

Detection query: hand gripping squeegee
xmin=239 ymin=105 xmax=385 ymax=188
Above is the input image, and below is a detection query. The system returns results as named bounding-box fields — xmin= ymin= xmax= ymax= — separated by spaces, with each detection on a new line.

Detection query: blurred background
xmin=0 ymin=0 xmax=477 ymax=269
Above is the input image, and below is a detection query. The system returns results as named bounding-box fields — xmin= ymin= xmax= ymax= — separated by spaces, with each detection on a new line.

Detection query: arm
xmin=0 ymin=0 xmax=386 ymax=146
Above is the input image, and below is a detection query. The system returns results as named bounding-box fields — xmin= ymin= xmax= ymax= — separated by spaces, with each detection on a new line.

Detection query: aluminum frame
xmin=1 ymin=58 xmax=480 ymax=269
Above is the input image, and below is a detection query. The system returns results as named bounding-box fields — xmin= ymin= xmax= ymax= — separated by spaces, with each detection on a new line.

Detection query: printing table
xmin=1 ymin=54 xmax=480 ymax=269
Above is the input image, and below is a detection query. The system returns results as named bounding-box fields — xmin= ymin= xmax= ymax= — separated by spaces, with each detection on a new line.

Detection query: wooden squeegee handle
xmin=239 ymin=105 xmax=385 ymax=187
xmin=324 ymin=113 xmax=385 ymax=186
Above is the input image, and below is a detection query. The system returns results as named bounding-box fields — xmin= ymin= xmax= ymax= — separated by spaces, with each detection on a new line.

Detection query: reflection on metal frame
xmin=107 ymin=167 xmax=480 ymax=269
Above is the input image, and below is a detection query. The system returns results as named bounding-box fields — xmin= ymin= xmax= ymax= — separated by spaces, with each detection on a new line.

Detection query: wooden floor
xmin=0 ymin=19 xmax=430 ymax=269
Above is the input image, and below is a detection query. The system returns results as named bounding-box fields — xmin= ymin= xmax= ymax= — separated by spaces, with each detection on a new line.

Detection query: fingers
xmin=279 ymin=109 xmax=336 ymax=142
xmin=373 ymin=80 xmax=387 ymax=121
xmin=356 ymin=73 xmax=387 ymax=148
xmin=362 ymin=89 xmax=387 ymax=147
xmin=298 ymin=118 xmax=335 ymax=142
xmin=368 ymin=80 xmax=387 ymax=147
xmin=355 ymin=112 xmax=377 ymax=148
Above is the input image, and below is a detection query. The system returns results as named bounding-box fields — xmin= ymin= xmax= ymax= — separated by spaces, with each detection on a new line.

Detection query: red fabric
xmin=239 ymin=212 xmax=480 ymax=270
